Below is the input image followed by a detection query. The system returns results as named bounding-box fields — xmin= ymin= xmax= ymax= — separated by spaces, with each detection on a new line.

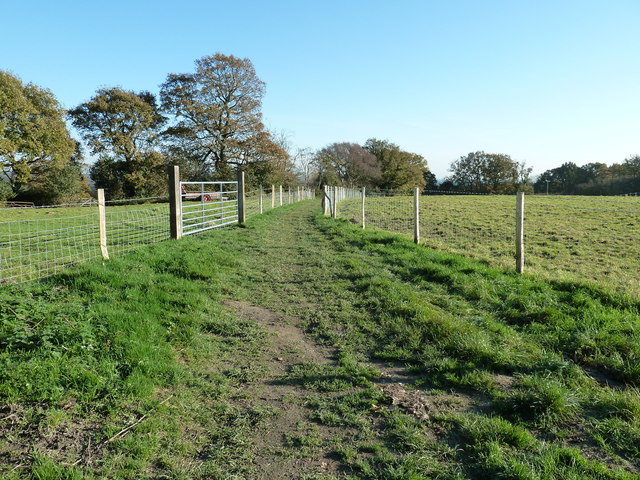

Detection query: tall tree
xmin=448 ymin=151 xmax=530 ymax=193
xmin=161 ymin=53 xmax=280 ymax=179
xmin=313 ymin=142 xmax=381 ymax=187
xmin=23 ymin=140 xmax=91 ymax=204
xmin=363 ymin=139 xmax=429 ymax=191
xmin=70 ymin=88 xmax=166 ymax=198
xmin=0 ymin=71 xmax=75 ymax=194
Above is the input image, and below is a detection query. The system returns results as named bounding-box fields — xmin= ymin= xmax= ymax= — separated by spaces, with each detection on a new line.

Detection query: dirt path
xmin=223 ymin=300 xmax=343 ymax=479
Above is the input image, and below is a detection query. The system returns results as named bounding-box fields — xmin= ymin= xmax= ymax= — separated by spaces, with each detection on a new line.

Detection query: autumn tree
xmin=313 ymin=142 xmax=381 ymax=187
xmin=363 ymin=139 xmax=429 ymax=191
xmin=70 ymin=88 xmax=166 ymax=198
xmin=0 ymin=71 xmax=76 ymax=195
xmin=160 ymin=53 xmax=282 ymax=179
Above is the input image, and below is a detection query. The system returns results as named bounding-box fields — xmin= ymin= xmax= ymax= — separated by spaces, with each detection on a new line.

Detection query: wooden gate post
xmin=168 ymin=165 xmax=182 ymax=239
xmin=516 ymin=191 xmax=525 ymax=273
xmin=414 ymin=187 xmax=420 ymax=244
xmin=97 ymin=189 xmax=109 ymax=259
xmin=237 ymin=170 xmax=246 ymax=224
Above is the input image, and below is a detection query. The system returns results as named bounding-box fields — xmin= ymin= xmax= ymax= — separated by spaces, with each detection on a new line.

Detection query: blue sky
xmin=2 ymin=0 xmax=639 ymax=179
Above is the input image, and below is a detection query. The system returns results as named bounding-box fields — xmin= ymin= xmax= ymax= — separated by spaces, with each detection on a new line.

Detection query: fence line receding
xmin=0 ymin=166 xmax=315 ymax=284
xmin=327 ymin=185 xmax=640 ymax=298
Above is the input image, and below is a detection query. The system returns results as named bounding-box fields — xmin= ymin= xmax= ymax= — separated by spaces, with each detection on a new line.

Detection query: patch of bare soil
xmin=0 ymin=402 xmax=101 ymax=474
xmin=372 ymin=362 xmax=485 ymax=419
xmin=223 ymin=301 xmax=492 ymax=478
xmin=223 ymin=300 xmax=343 ymax=479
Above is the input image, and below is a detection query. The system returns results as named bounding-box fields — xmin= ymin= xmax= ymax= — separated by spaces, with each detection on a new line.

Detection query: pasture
xmin=337 ymin=194 xmax=640 ymax=298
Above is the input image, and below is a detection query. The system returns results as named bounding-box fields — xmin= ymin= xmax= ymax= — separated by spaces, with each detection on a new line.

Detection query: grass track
xmin=1 ymin=200 xmax=639 ymax=478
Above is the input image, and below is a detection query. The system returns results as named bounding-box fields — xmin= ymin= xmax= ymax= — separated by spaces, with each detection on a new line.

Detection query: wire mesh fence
xmin=105 ymin=198 xmax=170 ymax=256
xmin=0 ymin=208 xmax=101 ymax=283
xmin=334 ymin=188 xmax=640 ymax=298
xmin=0 ymin=181 xmax=315 ymax=284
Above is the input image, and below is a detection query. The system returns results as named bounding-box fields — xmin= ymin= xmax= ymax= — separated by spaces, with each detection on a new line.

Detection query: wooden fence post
xmin=168 ymin=165 xmax=182 ymax=239
xmin=279 ymin=185 xmax=283 ymax=206
xmin=237 ymin=170 xmax=246 ymax=224
xmin=516 ymin=191 xmax=525 ymax=273
xmin=332 ymin=186 xmax=337 ymax=218
xmin=271 ymin=184 xmax=275 ymax=209
xmin=322 ymin=186 xmax=328 ymax=215
xmin=361 ymin=187 xmax=366 ymax=229
xmin=97 ymin=189 xmax=109 ymax=259
xmin=259 ymin=185 xmax=263 ymax=214
xmin=414 ymin=187 xmax=420 ymax=244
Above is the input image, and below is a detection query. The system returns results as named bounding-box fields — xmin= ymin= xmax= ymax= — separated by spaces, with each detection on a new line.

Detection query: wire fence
xmin=246 ymin=186 xmax=315 ymax=220
xmin=0 ymin=183 xmax=315 ymax=284
xmin=332 ymin=187 xmax=640 ymax=298
xmin=105 ymin=198 xmax=170 ymax=256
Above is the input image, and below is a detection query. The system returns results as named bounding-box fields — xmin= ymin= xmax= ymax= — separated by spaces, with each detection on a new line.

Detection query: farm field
xmin=337 ymin=194 xmax=640 ymax=299
xmin=1 ymin=201 xmax=640 ymax=479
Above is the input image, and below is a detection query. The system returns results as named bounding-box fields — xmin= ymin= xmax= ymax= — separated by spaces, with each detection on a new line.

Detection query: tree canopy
xmin=313 ymin=142 xmax=381 ymax=187
xmin=448 ymin=151 xmax=531 ymax=193
xmin=363 ymin=139 xmax=429 ymax=191
xmin=0 ymin=70 xmax=76 ymax=195
xmin=69 ymin=88 xmax=167 ymax=199
xmin=160 ymin=53 xmax=283 ymax=180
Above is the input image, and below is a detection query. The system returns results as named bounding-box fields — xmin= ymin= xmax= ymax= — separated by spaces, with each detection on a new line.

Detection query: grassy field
xmin=1 ymin=200 xmax=639 ymax=478
xmin=337 ymin=194 xmax=640 ymax=298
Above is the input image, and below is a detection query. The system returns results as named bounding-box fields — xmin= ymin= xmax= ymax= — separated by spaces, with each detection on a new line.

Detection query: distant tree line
xmin=312 ymin=139 xmax=432 ymax=192
xmin=440 ymin=153 xmax=639 ymax=196
xmin=533 ymin=159 xmax=640 ymax=195
xmin=2 ymin=57 xmax=638 ymax=203
xmin=442 ymin=151 xmax=532 ymax=194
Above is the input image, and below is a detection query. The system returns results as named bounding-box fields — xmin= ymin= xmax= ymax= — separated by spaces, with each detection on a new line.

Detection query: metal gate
xmin=180 ymin=181 xmax=238 ymax=236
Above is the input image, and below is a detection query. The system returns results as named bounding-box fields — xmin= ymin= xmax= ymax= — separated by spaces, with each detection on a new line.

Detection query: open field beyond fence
xmin=337 ymin=194 xmax=640 ymax=298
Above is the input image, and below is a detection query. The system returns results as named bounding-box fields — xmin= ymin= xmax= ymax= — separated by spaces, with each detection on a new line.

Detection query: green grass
xmin=338 ymin=194 xmax=640 ymax=298
xmin=1 ymin=200 xmax=639 ymax=478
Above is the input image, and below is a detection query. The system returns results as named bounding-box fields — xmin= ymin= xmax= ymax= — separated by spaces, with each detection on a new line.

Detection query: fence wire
xmin=1 ymin=185 xmax=316 ymax=284
xmin=336 ymin=190 xmax=640 ymax=298
xmin=0 ymin=208 xmax=101 ymax=283
xmin=105 ymin=200 xmax=170 ymax=256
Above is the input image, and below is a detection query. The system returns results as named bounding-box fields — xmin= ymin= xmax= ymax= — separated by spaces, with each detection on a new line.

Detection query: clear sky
xmin=2 ymin=0 xmax=639 ymax=179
